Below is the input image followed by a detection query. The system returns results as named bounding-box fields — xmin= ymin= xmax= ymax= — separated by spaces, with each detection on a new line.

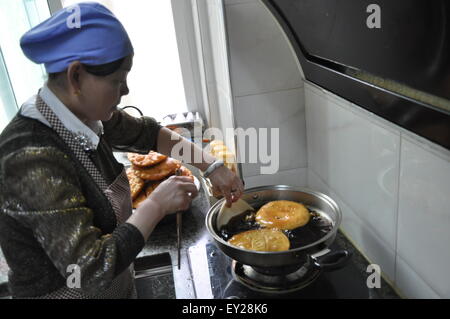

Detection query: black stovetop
xmin=190 ymin=232 xmax=400 ymax=299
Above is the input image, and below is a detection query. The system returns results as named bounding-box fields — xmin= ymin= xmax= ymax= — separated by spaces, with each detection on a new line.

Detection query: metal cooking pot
xmin=205 ymin=185 xmax=351 ymax=271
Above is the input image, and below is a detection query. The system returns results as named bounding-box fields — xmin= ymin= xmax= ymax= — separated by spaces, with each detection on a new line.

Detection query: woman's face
xmin=78 ymin=55 xmax=133 ymax=122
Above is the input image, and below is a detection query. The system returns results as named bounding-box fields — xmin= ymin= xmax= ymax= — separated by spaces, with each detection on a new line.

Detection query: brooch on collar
xmin=72 ymin=131 xmax=96 ymax=152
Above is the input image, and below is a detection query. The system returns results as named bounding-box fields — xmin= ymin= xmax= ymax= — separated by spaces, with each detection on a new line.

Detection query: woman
xmin=0 ymin=2 xmax=243 ymax=298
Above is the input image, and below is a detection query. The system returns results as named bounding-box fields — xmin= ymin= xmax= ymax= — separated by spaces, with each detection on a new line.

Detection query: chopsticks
xmin=176 ymin=211 xmax=182 ymax=269
xmin=175 ymin=169 xmax=182 ymax=270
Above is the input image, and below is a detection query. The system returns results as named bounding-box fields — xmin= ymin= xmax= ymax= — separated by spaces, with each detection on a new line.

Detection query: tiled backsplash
xmin=305 ymin=81 xmax=450 ymax=298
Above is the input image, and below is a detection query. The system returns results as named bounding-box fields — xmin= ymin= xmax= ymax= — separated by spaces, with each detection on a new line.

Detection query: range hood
xmin=262 ymin=0 xmax=450 ymax=150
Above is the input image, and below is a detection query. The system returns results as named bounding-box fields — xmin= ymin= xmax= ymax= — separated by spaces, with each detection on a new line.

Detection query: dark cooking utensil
xmin=206 ymin=185 xmax=350 ymax=270
xmin=176 ymin=213 xmax=182 ymax=270
xmin=175 ymin=169 xmax=182 ymax=270
xmin=216 ymin=198 xmax=255 ymax=230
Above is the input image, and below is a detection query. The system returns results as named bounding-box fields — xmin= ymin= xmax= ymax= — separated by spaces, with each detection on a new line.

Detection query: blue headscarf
xmin=20 ymin=2 xmax=134 ymax=73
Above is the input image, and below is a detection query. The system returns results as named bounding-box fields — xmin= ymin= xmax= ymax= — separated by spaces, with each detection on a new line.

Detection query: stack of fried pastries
xmin=126 ymin=151 xmax=193 ymax=209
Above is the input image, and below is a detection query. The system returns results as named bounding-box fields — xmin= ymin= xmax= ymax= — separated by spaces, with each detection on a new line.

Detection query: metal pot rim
xmin=205 ymin=185 xmax=342 ymax=256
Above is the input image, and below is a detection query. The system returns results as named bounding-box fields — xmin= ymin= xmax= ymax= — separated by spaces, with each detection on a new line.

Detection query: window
xmin=0 ymin=49 xmax=17 ymax=131
xmin=62 ymin=0 xmax=189 ymax=121
xmin=0 ymin=0 xmax=51 ymax=132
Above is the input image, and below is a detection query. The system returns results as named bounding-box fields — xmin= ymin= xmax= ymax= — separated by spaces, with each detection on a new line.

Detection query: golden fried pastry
xmin=209 ymin=140 xmax=224 ymax=148
xmin=256 ymin=200 xmax=310 ymax=230
xmin=208 ymin=142 xmax=238 ymax=175
xmin=133 ymin=158 xmax=181 ymax=181
xmin=144 ymin=180 xmax=163 ymax=197
xmin=214 ymin=151 xmax=235 ymax=163
xmin=132 ymin=191 xmax=147 ymax=209
xmin=126 ymin=168 xmax=145 ymax=200
xmin=211 ymin=145 xmax=228 ymax=155
xmin=127 ymin=151 xmax=167 ymax=168
xmin=212 ymin=187 xmax=223 ymax=199
xmin=228 ymin=229 xmax=290 ymax=252
xmin=178 ymin=166 xmax=194 ymax=181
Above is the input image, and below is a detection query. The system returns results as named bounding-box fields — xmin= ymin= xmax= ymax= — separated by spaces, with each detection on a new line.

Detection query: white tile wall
xmin=234 ymin=88 xmax=307 ymax=177
xmin=308 ymin=169 xmax=397 ymax=283
xmin=304 ymin=80 xmax=450 ymax=299
xmin=305 ymin=83 xmax=400 ymax=270
xmin=395 ymin=256 xmax=440 ymax=299
xmin=225 ymin=0 xmax=303 ymax=97
xmin=396 ymin=137 xmax=450 ymax=298
xmin=244 ymin=167 xmax=307 ymax=189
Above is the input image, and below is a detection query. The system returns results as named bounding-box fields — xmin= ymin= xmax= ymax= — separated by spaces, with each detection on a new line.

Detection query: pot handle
xmin=312 ymin=249 xmax=352 ymax=271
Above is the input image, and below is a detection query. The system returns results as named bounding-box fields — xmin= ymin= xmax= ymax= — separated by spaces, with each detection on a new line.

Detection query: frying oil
xmin=219 ymin=207 xmax=333 ymax=249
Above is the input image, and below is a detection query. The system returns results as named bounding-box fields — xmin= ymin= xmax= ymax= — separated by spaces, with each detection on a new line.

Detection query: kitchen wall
xmin=223 ymin=0 xmax=450 ymax=299
xmin=223 ymin=0 xmax=307 ymax=188
xmin=305 ymin=82 xmax=450 ymax=299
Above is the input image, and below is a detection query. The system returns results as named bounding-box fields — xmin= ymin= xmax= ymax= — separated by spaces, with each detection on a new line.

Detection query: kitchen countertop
xmin=0 ymin=160 xmax=400 ymax=299
xmin=135 ymin=164 xmax=213 ymax=299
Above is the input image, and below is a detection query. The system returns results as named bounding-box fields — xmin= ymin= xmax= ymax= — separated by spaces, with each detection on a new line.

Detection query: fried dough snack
xmin=127 ymin=151 xmax=167 ymax=168
xmin=211 ymin=144 xmax=228 ymax=154
xmin=209 ymin=140 xmax=224 ymax=149
xmin=127 ymin=151 xmax=196 ymax=208
xmin=144 ymin=180 xmax=163 ymax=197
xmin=131 ymin=180 xmax=163 ymax=209
xmin=228 ymin=228 xmax=290 ymax=252
xmin=126 ymin=168 xmax=145 ymax=200
xmin=178 ymin=165 xmax=194 ymax=181
xmin=133 ymin=158 xmax=181 ymax=181
xmin=132 ymin=191 xmax=147 ymax=209
xmin=256 ymin=200 xmax=310 ymax=230
xmin=207 ymin=140 xmax=238 ymax=180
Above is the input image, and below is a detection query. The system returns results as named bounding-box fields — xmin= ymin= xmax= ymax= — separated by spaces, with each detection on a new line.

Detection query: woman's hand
xmin=129 ymin=175 xmax=198 ymax=241
xmin=147 ymin=175 xmax=199 ymax=216
xmin=208 ymin=166 xmax=244 ymax=207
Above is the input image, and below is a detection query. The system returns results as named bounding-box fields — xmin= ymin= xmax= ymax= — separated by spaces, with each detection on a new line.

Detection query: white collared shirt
xmin=20 ymin=84 xmax=103 ymax=149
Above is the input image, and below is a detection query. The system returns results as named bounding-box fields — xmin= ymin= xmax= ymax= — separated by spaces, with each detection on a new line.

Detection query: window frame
xmin=49 ymin=0 xmax=213 ymax=125
xmin=47 ymin=0 xmax=62 ymax=13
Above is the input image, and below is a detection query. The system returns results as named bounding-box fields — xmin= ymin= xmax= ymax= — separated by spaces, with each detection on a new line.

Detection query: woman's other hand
xmin=129 ymin=175 xmax=198 ymax=241
xmin=209 ymin=166 xmax=244 ymax=208
xmin=147 ymin=175 xmax=199 ymax=215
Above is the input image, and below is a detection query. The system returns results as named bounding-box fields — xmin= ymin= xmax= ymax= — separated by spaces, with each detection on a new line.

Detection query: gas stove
xmin=187 ymin=232 xmax=399 ymax=299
